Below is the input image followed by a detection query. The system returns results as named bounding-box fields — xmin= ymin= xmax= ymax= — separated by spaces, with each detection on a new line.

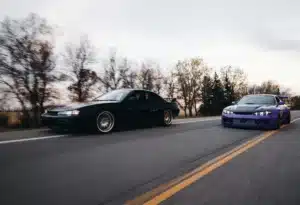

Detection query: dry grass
xmin=0 ymin=112 xmax=22 ymax=127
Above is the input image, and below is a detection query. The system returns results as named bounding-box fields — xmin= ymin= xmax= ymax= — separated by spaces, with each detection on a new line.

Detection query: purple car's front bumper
xmin=222 ymin=113 xmax=278 ymax=129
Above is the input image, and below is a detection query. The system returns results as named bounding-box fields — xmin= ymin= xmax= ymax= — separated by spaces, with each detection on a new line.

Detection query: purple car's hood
xmin=50 ymin=101 xmax=118 ymax=111
xmin=226 ymin=104 xmax=276 ymax=112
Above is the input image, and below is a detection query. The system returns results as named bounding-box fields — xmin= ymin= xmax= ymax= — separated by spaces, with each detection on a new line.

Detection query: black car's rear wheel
xmin=162 ymin=110 xmax=172 ymax=126
xmin=96 ymin=111 xmax=115 ymax=133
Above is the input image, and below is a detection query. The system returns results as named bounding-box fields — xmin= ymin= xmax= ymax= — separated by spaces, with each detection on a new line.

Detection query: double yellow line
xmin=126 ymin=123 xmax=292 ymax=205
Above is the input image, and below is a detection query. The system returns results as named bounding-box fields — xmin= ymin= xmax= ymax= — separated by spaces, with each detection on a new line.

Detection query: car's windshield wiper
xmin=244 ymin=102 xmax=256 ymax=104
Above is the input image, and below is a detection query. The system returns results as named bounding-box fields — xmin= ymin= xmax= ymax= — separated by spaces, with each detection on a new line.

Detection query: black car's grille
xmin=233 ymin=112 xmax=253 ymax=115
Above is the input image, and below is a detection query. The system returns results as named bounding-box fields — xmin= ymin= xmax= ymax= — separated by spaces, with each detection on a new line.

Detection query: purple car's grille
xmin=233 ymin=112 xmax=253 ymax=115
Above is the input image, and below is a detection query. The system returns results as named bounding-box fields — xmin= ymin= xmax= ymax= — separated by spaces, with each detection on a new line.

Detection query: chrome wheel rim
xmin=164 ymin=111 xmax=172 ymax=125
xmin=96 ymin=111 xmax=114 ymax=133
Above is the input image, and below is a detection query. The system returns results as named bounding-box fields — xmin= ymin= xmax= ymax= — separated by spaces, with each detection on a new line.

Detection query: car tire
xmin=95 ymin=111 xmax=115 ymax=133
xmin=273 ymin=115 xmax=281 ymax=130
xmin=285 ymin=112 xmax=291 ymax=124
xmin=162 ymin=110 xmax=173 ymax=126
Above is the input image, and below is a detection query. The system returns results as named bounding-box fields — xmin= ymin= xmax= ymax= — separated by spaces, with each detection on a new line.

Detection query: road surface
xmin=0 ymin=112 xmax=300 ymax=205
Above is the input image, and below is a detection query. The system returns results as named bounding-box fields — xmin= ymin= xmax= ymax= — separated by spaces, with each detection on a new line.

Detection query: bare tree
xmin=153 ymin=68 xmax=164 ymax=95
xmin=248 ymin=80 xmax=280 ymax=95
xmin=280 ymin=87 xmax=292 ymax=97
xmin=0 ymin=92 xmax=10 ymax=110
xmin=248 ymin=81 xmax=293 ymax=99
xmin=136 ymin=61 xmax=166 ymax=94
xmin=137 ymin=62 xmax=155 ymax=91
xmin=118 ymin=58 xmax=137 ymax=89
xmin=260 ymin=80 xmax=280 ymax=94
xmin=64 ymin=36 xmax=97 ymax=102
xmin=220 ymin=66 xmax=248 ymax=99
xmin=163 ymin=71 xmax=177 ymax=99
xmin=98 ymin=52 xmax=121 ymax=92
xmin=174 ymin=57 xmax=210 ymax=117
xmin=98 ymin=52 xmax=138 ymax=92
xmin=0 ymin=13 xmax=64 ymax=126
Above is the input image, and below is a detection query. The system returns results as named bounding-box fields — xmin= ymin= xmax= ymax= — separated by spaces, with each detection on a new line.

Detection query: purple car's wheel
xmin=285 ymin=112 xmax=291 ymax=124
xmin=273 ymin=115 xmax=281 ymax=130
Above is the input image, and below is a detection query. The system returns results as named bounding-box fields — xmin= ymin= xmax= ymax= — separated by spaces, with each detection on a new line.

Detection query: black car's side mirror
xmin=171 ymin=98 xmax=177 ymax=103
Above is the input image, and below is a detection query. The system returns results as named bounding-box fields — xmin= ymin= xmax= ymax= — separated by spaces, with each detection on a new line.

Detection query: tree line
xmin=0 ymin=13 xmax=298 ymax=127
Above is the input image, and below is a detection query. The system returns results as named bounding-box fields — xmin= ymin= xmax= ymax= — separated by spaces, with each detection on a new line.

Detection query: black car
xmin=41 ymin=89 xmax=180 ymax=133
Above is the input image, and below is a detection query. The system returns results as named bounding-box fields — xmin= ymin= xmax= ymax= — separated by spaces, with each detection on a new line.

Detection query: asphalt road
xmin=0 ymin=112 xmax=300 ymax=205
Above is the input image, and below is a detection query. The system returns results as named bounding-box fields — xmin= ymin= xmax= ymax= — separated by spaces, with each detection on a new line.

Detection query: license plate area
xmin=233 ymin=119 xmax=254 ymax=125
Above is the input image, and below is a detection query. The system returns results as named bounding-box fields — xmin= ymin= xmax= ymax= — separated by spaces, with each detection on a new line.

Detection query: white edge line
xmin=291 ymin=118 xmax=300 ymax=123
xmin=0 ymin=135 xmax=67 ymax=145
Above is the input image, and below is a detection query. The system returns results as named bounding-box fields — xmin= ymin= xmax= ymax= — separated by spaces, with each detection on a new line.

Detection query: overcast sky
xmin=2 ymin=0 xmax=300 ymax=94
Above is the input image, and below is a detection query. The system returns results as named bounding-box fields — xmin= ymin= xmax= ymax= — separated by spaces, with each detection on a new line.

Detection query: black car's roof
xmin=114 ymin=88 xmax=158 ymax=94
xmin=245 ymin=94 xmax=277 ymax=97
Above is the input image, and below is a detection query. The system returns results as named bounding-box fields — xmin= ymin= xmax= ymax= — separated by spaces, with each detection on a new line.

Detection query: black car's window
xmin=237 ymin=95 xmax=276 ymax=105
xmin=126 ymin=91 xmax=146 ymax=102
xmin=145 ymin=92 xmax=164 ymax=104
xmin=93 ymin=89 xmax=131 ymax=101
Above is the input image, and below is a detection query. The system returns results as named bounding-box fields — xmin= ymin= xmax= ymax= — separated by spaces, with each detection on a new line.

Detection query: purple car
xmin=222 ymin=94 xmax=291 ymax=130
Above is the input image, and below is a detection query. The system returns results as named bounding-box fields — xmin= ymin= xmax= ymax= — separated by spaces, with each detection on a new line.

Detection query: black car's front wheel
xmin=95 ymin=111 xmax=115 ymax=133
xmin=162 ymin=110 xmax=173 ymax=126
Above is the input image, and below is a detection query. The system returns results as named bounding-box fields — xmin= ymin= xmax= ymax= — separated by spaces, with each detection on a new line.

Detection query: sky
xmin=1 ymin=0 xmax=300 ymax=94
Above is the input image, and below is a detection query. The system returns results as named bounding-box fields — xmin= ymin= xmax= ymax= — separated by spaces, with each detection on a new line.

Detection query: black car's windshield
xmin=92 ymin=90 xmax=131 ymax=101
xmin=237 ymin=95 xmax=276 ymax=105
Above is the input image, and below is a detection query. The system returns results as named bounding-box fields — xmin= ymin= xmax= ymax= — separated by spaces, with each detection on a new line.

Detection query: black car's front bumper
xmin=41 ymin=114 xmax=82 ymax=130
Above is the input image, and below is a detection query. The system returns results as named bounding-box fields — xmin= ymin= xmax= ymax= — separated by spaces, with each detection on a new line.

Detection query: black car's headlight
xmin=223 ymin=109 xmax=233 ymax=114
xmin=58 ymin=110 xmax=80 ymax=116
xmin=254 ymin=111 xmax=272 ymax=116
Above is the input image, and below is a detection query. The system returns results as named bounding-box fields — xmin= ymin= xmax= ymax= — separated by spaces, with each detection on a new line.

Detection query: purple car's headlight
xmin=223 ymin=109 xmax=233 ymax=114
xmin=254 ymin=111 xmax=272 ymax=116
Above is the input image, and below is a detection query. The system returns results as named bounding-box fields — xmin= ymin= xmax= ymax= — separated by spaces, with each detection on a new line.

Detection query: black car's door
xmin=121 ymin=91 xmax=149 ymax=126
xmin=144 ymin=91 xmax=165 ymax=123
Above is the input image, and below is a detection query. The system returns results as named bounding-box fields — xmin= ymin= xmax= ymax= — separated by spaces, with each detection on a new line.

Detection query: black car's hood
xmin=49 ymin=101 xmax=118 ymax=111
xmin=225 ymin=104 xmax=277 ymax=112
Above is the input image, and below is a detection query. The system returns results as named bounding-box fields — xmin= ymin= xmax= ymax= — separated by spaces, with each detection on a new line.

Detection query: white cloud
xmin=1 ymin=0 xmax=300 ymax=94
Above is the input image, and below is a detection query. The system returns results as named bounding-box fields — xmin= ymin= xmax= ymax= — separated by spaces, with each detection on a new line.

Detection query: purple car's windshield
xmin=237 ymin=95 xmax=276 ymax=105
xmin=92 ymin=89 xmax=131 ymax=101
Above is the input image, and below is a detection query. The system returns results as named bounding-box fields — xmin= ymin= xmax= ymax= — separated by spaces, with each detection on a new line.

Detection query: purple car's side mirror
xmin=279 ymin=101 xmax=285 ymax=105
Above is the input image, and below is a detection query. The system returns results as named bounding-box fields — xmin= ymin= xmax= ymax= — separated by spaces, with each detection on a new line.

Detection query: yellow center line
xmin=126 ymin=122 xmax=295 ymax=205
xmin=125 ymin=132 xmax=264 ymax=205
xmin=143 ymin=130 xmax=279 ymax=205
